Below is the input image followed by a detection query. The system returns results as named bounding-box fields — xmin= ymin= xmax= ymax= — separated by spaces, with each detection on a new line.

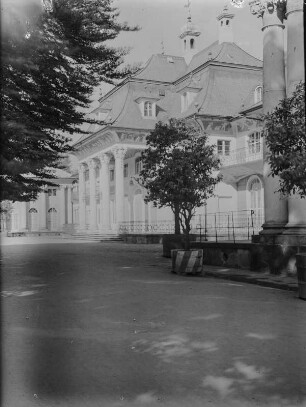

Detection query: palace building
xmin=9 ymin=5 xmax=267 ymax=239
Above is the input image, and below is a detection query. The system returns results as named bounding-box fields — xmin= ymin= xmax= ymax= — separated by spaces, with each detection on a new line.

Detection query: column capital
xmin=286 ymin=0 xmax=303 ymax=16
xmin=88 ymin=158 xmax=97 ymax=170
xmin=249 ymin=0 xmax=286 ymax=20
xmin=79 ymin=162 xmax=87 ymax=172
xmin=112 ymin=146 xmax=127 ymax=161
xmin=98 ymin=153 xmax=111 ymax=165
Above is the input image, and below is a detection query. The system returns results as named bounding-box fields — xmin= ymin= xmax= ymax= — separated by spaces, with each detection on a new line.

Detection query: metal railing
xmin=119 ymin=210 xmax=264 ymax=242
xmin=194 ymin=210 xmax=264 ymax=242
xmin=221 ymin=146 xmax=263 ymax=166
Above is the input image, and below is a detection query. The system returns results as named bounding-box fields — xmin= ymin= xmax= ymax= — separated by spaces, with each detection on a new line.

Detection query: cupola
xmin=179 ymin=14 xmax=201 ymax=64
xmin=216 ymin=4 xmax=235 ymax=44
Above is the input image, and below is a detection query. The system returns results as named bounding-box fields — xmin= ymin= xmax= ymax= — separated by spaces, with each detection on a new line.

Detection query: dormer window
xmin=254 ymin=86 xmax=263 ymax=104
xmin=135 ymin=97 xmax=158 ymax=119
xmin=144 ymin=101 xmax=153 ymax=117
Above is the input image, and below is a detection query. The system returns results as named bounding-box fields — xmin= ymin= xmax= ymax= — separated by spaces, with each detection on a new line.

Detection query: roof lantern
xmin=217 ymin=3 xmax=235 ymax=44
xmin=179 ymin=1 xmax=201 ymax=64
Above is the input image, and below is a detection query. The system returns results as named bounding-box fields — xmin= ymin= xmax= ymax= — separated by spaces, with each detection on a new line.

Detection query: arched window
xmin=226 ymin=20 xmax=229 ymax=25
xmin=184 ymin=39 xmax=186 ymax=50
xmin=248 ymin=131 xmax=262 ymax=155
xmin=190 ymin=38 xmax=194 ymax=49
xmin=254 ymin=86 xmax=263 ymax=104
xmin=144 ymin=101 xmax=153 ymax=117
xmin=221 ymin=21 xmax=223 ymax=26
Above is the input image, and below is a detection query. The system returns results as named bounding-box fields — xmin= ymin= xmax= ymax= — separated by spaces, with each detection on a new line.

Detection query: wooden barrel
xmin=296 ymin=254 xmax=306 ymax=300
xmin=171 ymin=249 xmax=203 ymax=275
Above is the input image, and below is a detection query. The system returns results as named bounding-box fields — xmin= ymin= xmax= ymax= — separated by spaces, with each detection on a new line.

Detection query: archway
xmin=247 ymin=175 xmax=264 ymax=227
xmin=48 ymin=208 xmax=58 ymax=231
xmin=29 ymin=208 xmax=39 ymax=231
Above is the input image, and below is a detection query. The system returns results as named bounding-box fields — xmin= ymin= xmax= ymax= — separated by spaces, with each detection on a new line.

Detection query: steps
xmin=64 ymin=231 xmax=123 ymax=242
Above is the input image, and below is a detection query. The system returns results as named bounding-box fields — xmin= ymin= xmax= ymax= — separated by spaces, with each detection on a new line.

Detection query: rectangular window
xmin=124 ymin=163 xmax=128 ymax=178
xmin=110 ymin=169 xmax=114 ymax=181
xmin=248 ymin=132 xmax=261 ymax=154
xmin=52 ymin=189 xmax=57 ymax=196
xmin=135 ymin=158 xmax=142 ymax=174
xmin=217 ymin=140 xmax=230 ymax=156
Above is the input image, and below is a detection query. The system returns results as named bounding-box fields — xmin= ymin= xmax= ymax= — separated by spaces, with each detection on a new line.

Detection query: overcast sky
xmin=112 ymin=0 xmax=263 ymax=65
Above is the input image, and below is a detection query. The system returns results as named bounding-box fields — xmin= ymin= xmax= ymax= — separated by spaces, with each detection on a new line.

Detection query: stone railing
xmin=221 ymin=146 xmax=263 ymax=166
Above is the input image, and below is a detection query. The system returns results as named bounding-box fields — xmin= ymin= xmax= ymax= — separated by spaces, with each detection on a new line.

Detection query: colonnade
xmin=78 ymin=146 xmax=128 ymax=231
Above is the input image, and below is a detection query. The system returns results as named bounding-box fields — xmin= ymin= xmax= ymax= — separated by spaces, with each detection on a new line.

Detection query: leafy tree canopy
xmin=265 ymin=82 xmax=305 ymax=197
xmin=138 ymin=119 xmax=221 ymax=247
xmin=1 ymin=0 xmax=138 ymax=202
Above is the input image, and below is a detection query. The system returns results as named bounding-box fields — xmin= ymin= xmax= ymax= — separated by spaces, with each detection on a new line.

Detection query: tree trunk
xmin=174 ymin=204 xmax=180 ymax=235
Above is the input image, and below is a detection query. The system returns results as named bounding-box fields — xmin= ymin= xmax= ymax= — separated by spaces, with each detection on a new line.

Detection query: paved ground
xmin=1 ymin=237 xmax=306 ymax=407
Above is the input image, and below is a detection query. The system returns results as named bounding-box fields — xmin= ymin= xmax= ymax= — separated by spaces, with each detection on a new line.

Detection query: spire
xmin=216 ymin=3 xmax=235 ymax=44
xmin=180 ymin=1 xmax=201 ymax=64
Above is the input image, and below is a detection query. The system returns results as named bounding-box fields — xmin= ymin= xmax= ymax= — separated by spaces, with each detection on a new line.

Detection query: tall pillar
xmin=99 ymin=153 xmax=111 ymax=230
xmin=78 ymin=163 xmax=86 ymax=229
xmin=250 ymin=0 xmax=288 ymax=236
xmin=39 ymin=191 xmax=47 ymax=230
xmin=59 ymin=185 xmax=66 ymax=229
xmin=113 ymin=147 xmax=127 ymax=227
xmin=284 ymin=0 xmax=306 ymax=235
xmin=88 ymin=159 xmax=97 ymax=230
xmin=67 ymin=186 xmax=73 ymax=224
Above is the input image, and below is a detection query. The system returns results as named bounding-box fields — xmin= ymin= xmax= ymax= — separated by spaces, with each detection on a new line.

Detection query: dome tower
xmin=179 ymin=2 xmax=201 ymax=64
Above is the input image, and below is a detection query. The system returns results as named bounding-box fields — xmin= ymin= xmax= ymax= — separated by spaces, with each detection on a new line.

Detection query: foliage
xmin=138 ymin=119 xmax=221 ymax=249
xmin=265 ymin=82 xmax=306 ymax=197
xmin=1 ymin=0 xmax=138 ymax=201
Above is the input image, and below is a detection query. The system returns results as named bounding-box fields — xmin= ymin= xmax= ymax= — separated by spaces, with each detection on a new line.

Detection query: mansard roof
xmin=133 ymin=54 xmax=187 ymax=82
xmin=186 ymin=41 xmax=262 ymax=74
xmin=179 ymin=66 xmax=262 ymax=118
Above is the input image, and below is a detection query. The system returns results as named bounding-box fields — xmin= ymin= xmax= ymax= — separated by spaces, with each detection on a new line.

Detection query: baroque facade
xmin=10 ymin=1 xmax=304 ymax=240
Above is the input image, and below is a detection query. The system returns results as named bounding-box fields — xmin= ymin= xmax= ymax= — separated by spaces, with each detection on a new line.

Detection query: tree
xmin=265 ymin=82 xmax=305 ymax=197
xmin=1 ymin=0 xmax=138 ymax=202
xmin=138 ymin=119 xmax=221 ymax=250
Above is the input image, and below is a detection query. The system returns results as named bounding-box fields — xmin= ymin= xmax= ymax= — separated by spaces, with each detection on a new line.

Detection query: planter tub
xmin=296 ymin=254 xmax=306 ymax=300
xmin=171 ymin=249 xmax=203 ymax=276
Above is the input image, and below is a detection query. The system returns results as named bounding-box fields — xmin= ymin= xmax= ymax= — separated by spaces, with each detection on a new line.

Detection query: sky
xmin=111 ymin=0 xmax=263 ymax=66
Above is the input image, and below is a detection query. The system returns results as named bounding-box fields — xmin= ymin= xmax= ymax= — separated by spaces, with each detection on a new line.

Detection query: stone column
xmin=39 ymin=191 xmax=47 ymax=230
xmin=78 ymin=163 xmax=86 ymax=229
xmin=284 ymin=0 xmax=306 ymax=234
xmin=250 ymin=0 xmax=288 ymax=236
xmin=67 ymin=186 xmax=73 ymax=224
xmin=286 ymin=0 xmax=304 ymax=95
xmin=59 ymin=185 xmax=66 ymax=229
xmin=88 ymin=159 xmax=98 ymax=230
xmin=99 ymin=153 xmax=111 ymax=230
xmin=113 ymin=147 xmax=127 ymax=227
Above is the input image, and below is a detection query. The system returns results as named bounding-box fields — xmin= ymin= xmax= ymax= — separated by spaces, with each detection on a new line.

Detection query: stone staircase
xmin=64 ymin=231 xmax=123 ymax=242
